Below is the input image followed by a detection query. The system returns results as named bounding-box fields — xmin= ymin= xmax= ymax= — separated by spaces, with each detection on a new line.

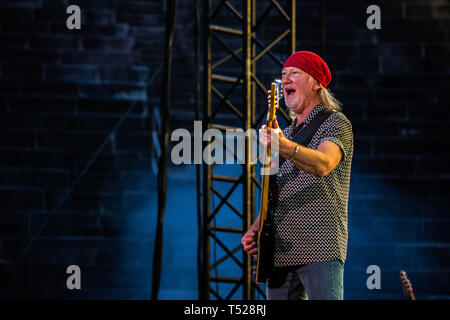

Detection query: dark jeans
xmin=266 ymin=260 xmax=344 ymax=300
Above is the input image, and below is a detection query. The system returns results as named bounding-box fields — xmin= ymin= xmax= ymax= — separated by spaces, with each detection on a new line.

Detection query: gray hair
xmin=288 ymin=76 xmax=342 ymax=120
xmin=318 ymin=86 xmax=342 ymax=112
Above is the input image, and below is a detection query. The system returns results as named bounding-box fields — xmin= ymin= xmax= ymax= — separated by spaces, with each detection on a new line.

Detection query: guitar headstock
xmin=400 ymin=270 xmax=416 ymax=300
xmin=267 ymin=79 xmax=283 ymax=124
xmin=271 ymin=79 xmax=283 ymax=108
xmin=274 ymin=78 xmax=283 ymax=102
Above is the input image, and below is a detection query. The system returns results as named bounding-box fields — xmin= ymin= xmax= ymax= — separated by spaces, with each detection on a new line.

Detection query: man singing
xmin=241 ymin=51 xmax=353 ymax=300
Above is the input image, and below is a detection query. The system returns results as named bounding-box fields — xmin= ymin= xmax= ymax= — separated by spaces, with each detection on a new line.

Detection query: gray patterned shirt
xmin=272 ymin=104 xmax=353 ymax=267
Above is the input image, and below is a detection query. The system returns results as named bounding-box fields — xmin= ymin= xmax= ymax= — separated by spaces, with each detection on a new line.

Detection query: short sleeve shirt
xmin=271 ymin=104 xmax=354 ymax=267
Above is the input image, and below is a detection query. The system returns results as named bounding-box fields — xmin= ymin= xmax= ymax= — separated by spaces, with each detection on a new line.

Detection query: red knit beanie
xmin=282 ymin=51 xmax=332 ymax=88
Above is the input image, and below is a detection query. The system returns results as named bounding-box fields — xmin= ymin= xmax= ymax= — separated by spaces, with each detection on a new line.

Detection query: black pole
xmin=201 ymin=0 xmax=212 ymax=300
xmin=194 ymin=0 xmax=204 ymax=300
xmin=151 ymin=0 xmax=176 ymax=300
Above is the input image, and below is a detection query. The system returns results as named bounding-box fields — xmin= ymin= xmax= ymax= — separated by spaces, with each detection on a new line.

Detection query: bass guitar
xmin=255 ymin=79 xmax=282 ymax=284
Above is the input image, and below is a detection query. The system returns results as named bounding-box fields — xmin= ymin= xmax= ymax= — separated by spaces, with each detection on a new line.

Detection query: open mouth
xmin=285 ymin=89 xmax=296 ymax=97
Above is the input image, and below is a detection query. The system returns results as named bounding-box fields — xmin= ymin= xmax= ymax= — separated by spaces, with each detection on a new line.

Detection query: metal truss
xmin=200 ymin=0 xmax=296 ymax=300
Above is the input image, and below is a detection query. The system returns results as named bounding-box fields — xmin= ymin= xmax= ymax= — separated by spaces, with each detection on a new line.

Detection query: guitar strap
xmin=278 ymin=108 xmax=335 ymax=169
xmin=269 ymin=109 xmax=335 ymax=205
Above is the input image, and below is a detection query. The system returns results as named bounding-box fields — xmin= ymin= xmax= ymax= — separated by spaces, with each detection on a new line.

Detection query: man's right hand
xmin=241 ymin=228 xmax=258 ymax=257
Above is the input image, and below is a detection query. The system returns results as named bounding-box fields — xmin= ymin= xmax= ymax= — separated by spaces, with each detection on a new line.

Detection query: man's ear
xmin=309 ymin=76 xmax=321 ymax=92
xmin=313 ymin=82 xmax=322 ymax=92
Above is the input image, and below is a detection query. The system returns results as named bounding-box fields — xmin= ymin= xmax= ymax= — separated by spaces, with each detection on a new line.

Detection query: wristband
xmin=288 ymin=144 xmax=299 ymax=162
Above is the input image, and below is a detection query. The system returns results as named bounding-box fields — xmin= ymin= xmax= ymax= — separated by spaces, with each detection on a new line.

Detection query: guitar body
xmin=255 ymin=80 xmax=282 ymax=284
xmin=255 ymin=199 xmax=274 ymax=284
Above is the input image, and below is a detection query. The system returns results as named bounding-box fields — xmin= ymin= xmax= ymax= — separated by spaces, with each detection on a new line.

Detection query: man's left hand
xmin=259 ymin=117 xmax=284 ymax=149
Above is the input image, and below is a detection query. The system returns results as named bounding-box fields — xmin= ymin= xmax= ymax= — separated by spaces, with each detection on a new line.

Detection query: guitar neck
xmin=258 ymin=81 xmax=279 ymax=221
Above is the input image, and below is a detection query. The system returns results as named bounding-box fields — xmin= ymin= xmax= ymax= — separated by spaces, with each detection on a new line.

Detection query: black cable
xmin=151 ymin=0 xmax=176 ymax=300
